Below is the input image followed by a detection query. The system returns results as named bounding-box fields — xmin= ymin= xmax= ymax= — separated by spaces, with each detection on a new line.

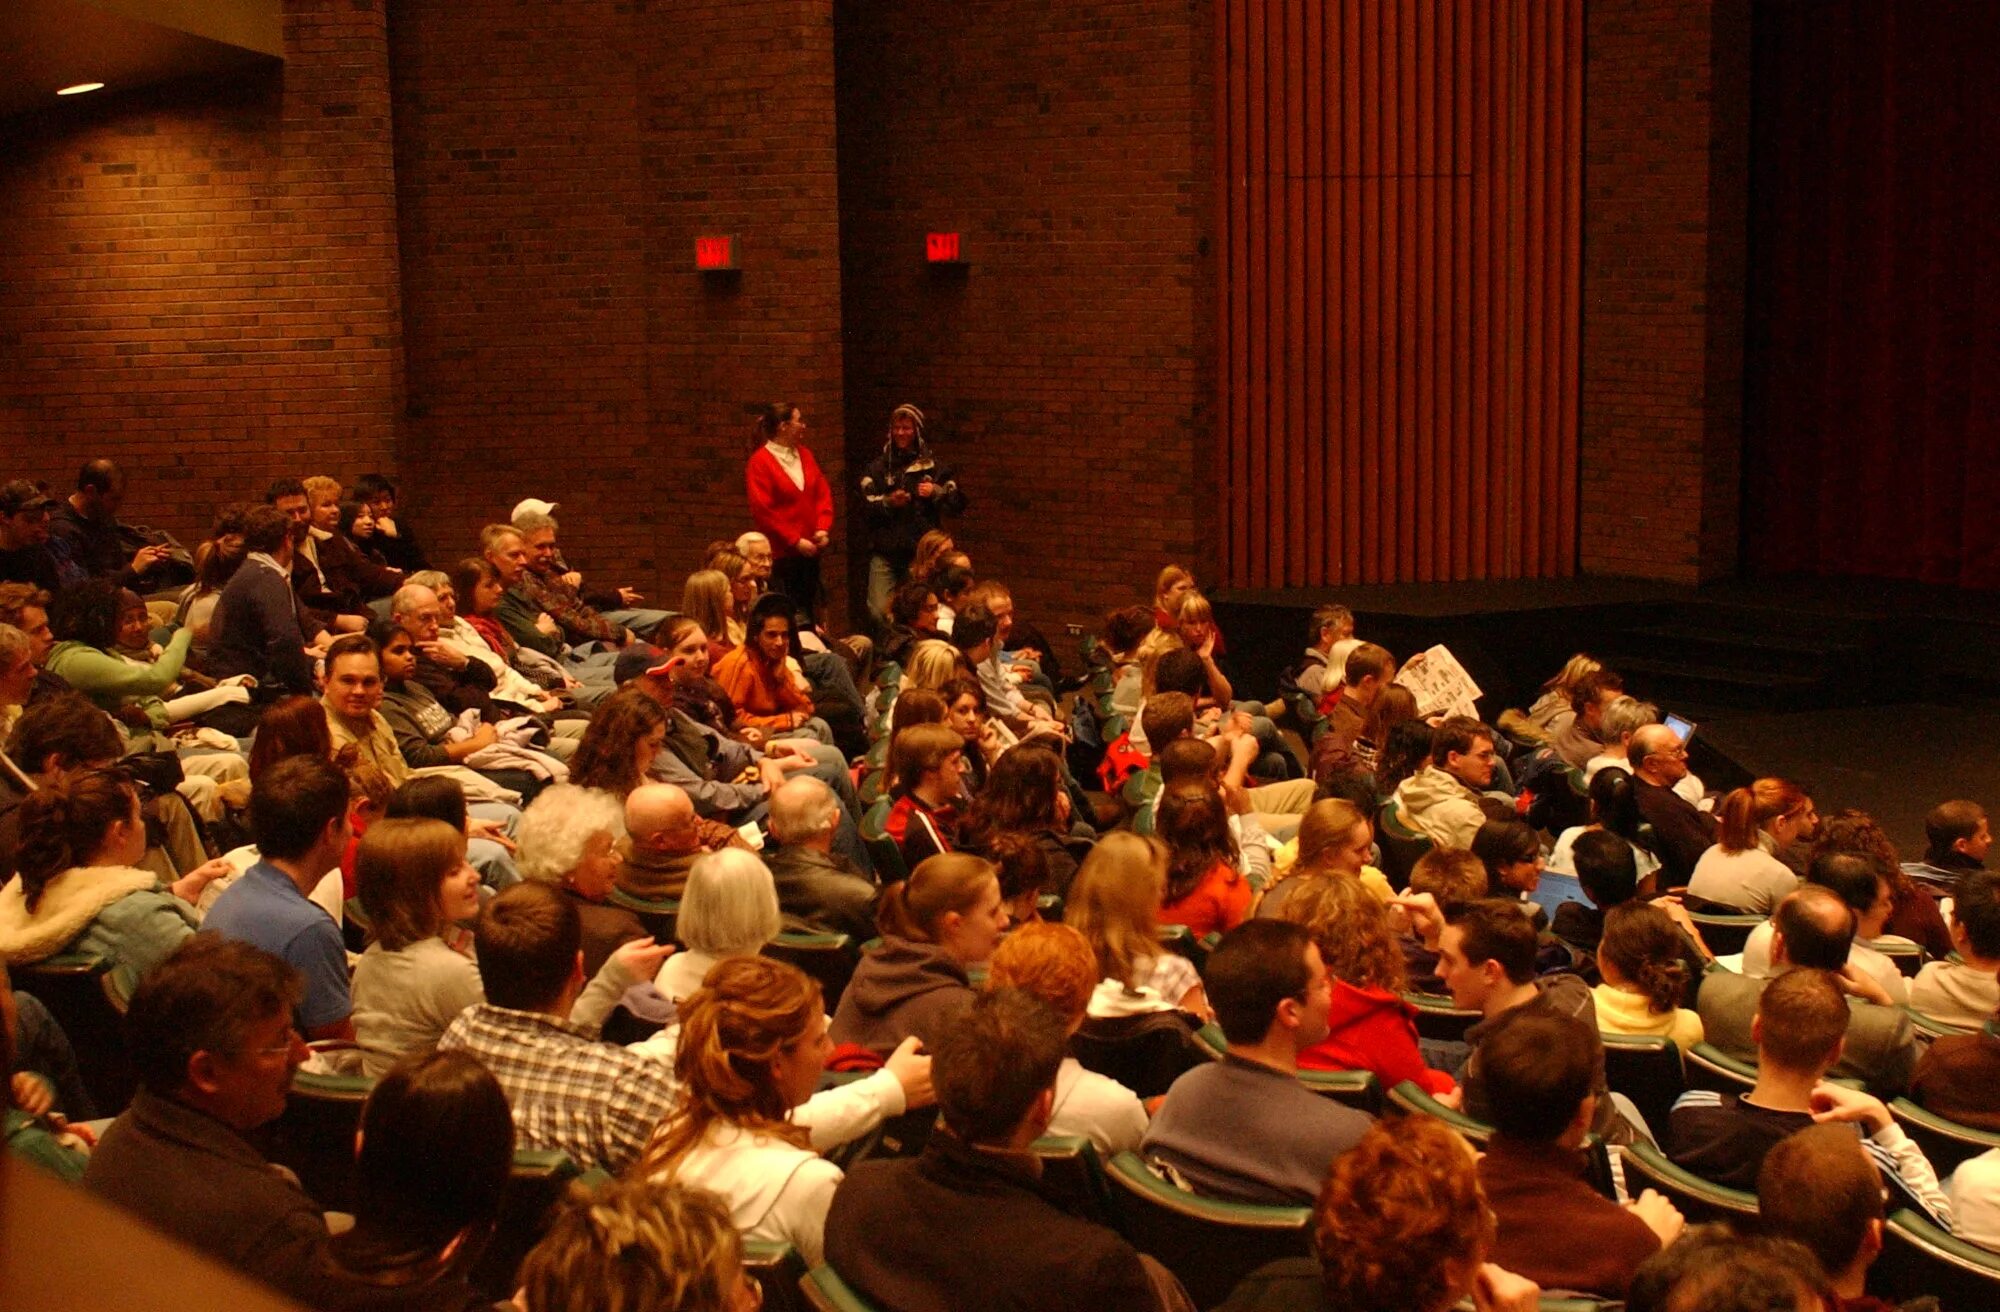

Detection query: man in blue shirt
xmin=204 ymin=755 xmax=354 ymax=1041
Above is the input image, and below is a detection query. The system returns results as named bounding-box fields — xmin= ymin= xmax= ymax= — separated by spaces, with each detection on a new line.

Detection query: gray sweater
xmin=1142 ymin=1053 xmax=1372 ymax=1206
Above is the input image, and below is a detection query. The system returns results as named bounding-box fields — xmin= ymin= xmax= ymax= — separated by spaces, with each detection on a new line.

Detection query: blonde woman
xmin=639 ymin=956 xmax=840 ymax=1264
xmin=1263 ymin=798 xmax=1395 ymax=918
xmin=518 ymin=1176 xmax=763 ymax=1312
xmin=681 ymin=569 xmax=741 ymax=664
xmin=1066 ymin=832 xmax=1211 ymax=1021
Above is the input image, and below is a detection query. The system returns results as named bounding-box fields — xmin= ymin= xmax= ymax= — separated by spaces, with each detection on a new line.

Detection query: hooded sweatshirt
xmin=828 ymin=936 xmax=975 ymax=1053
xmin=1300 ymin=979 xmax=1457 ymax=1096
xmin=1392 ymin=763 xmax=1489 ymax=850
xmin=0 ymin=865 xmax=198 ymax=1001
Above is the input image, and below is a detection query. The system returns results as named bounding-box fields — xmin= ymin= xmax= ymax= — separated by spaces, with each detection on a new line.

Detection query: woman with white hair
xmin=515 ymin=783 xmax=648 ymax=976
xmin=654 ymin=848 xmax=784 ymax=1003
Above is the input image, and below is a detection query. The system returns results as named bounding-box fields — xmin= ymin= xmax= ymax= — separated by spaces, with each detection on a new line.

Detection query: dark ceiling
xmin=0 ymin=0 xmax=282 ymax=122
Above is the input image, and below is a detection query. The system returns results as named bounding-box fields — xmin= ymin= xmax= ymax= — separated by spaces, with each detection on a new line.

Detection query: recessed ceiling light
xmin=57 ymin=82 xmax=105 ymax=96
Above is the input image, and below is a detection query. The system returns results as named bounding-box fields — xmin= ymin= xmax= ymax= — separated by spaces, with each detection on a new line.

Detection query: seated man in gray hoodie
xmin=1143 ymin=920 xmax=1373 ymax=1205
xmin=1392 ymin=716 xmax=1504 ymax=850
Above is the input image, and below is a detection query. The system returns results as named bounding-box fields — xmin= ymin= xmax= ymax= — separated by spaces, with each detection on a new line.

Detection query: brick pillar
xmin=1579 ymin=0 xmax=1750 ymax=583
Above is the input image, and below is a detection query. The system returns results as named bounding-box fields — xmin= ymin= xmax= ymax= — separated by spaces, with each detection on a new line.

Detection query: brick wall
xmin=0 ymin=0 xmax=403 ymax=550
xmin=1579 ymin=0 xmax=1750 ymax=583
xmin=391 ymin=0 xmax=849 ymax=611
xmin=833 ymin=0 xmax=1216 ymax=634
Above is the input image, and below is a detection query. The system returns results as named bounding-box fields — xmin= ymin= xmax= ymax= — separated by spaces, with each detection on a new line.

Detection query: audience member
xmin=986 ymin=921 xmax=1148 ymax=1154
xmin=1392 ymin=716 xmax=1500 ymax=850
xmin=1217 ymin=1115 xmax=1542 ymax=1312
xmin=1909 ymin=992 xmax=2000 ymax=1131
xmin=1689 ymin=777 xmax=1816 ymax=913
xmin=1549 ymin=669 xmax=1626 ymax=771
xmin=1671 ymin=966 xmax=1949 ymax=1223
xmin=348 ymin=818 xmax=485 ymax=1078
xmin=436 ymin=882 xmax=673 ymax=1172
xmin=1592 ymin=901 xmax=1704 ymax=1049
xmin=1069 ymin=831 xmax=1210 ymax=1019
xmin=1904 ymin=798 xmax=1990 ymax=892
xmin=1276 ymin=873 xmax=1458 ymax=1097
xmin=1739 ymin=852 xmax=1909 ymax=1004
xmin=763 ymin=775 xmax=877 ymax=940
xmin=1155 ymin=784 xmax=1253 ymax=936
xmin=1627 ymin=724 xmax=1718 ymax=884
xmin=85 ymin=937 xmax=326 ymax=1303
xmin=1623 ymin=1226 xmax=1825 ymax=1312
xmin=639 ymin=955 xmax=841 ymax=1264
xmin=0 ymin=768 xmax=208 ymax=1000
xmin=519 ymin=1177 xmax=764 ymax=1312
xmin=1143 ymin=919 xmax=1371 ymax=1205
xmin=1476 ymin=1013 xmax=1681 ymax=1295
xmin=319 ymin=1049 xmax=511 ymax=1312
xmin=1259 ymin=797 xmax=1392 ymax=920
xmin=1551 ymin=824 xmax=1643 ymax=951
xmin=1471 ymin=817 xmax=1546 ymax=904
xmin=957 ymin=742 xmax=1089 ymax=894
xmin=0 ymin=480 xmax=64 ymax=591
xmin=201 ymin=503 xmax=325 ymax=703
xmin=511 ymin=506 xmax=655 ymax=648
xmin=744 ymin=403 xmax=835 ymax=615
xmin=1757 ymin=1125 xmax=1903 ymax=1312
xmin=650 ymin=848 xmax=782 ymax=1002
xmin=616 ymin=779 xmax=742 ymax=902
xmin=858 ymin=403 xmax=966 ymax=617
xmin=883 ymin=723 xmax=965 ymax=867
xmin=831 ymin=853 xmax=1002 ymax=1051
xmin=1438 ymin=900 xmax=1619 ymax=1136
xmin=49 ymin=460 xmax=191 ymax=590
xmin=1306 ymin=640 xmax=1393 ymax=782
xmin=514 ymin=783 xmax=648 ymax=977
xmin=204 ymin=756 xmax=356 ymax=1041
xmin=713 ymin=592 xmax=826 ymax=740
xmin=827 ymin=987 xmax=1180 ymax=1312
xmin=1812 ymin=808 xmax=1952 ymax=958
xmin=1696 ymin=886 xmax=1917 ymax=1094
xmin=1293 ymin=603 xmax=1359 ymax=702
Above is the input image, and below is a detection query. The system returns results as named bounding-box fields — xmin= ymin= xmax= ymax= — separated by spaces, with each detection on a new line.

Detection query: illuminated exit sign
xmin=695 ymin=235 xmax=738 ymax=271
xmin=925 ymin=231 xmax=964 ymax=264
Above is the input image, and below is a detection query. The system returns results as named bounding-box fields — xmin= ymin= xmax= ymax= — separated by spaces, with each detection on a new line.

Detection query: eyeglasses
xmin=234 ymin=1027 xmax=303 ymax=1058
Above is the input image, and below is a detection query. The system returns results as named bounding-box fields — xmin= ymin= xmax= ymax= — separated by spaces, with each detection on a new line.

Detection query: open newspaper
xmin=1394 ymin=644 xmax=1482 ymax=720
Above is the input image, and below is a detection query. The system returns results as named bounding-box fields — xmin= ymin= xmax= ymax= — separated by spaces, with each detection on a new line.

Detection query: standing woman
xmin=859 ymin=404 xmax=966 ymax=622
xmin=745 ymin=402 xmax=834 ymax=620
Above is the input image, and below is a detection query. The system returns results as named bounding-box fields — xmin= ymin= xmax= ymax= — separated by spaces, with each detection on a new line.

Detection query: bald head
xmin=769 ymin=775 xmax=839 ymax=849
xmin=625 ymin=783 xmax=698 ymax=854
xmin=1628 ymin=724 xmax=1686 ymax=785
xmin=1772 ymin=885 xmax=1856 ymax=971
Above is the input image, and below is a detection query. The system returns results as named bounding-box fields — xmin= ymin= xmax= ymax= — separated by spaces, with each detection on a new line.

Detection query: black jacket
xmin=825 ymin=1132 xmax=1162 ymax=1312
xmin=859 ymin=439 xmax=965 ymax=557
xmin=202 ymin=558 xmax=317 ymax=695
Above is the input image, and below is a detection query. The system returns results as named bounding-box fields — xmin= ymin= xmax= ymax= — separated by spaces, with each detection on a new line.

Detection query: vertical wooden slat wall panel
xmin=1219 ymin=0 xmax=1583 ymax=588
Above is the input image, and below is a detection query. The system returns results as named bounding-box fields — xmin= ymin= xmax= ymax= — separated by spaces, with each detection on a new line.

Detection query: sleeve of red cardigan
xmin=746 ymin=450 xmax=793 ymax=547
xmin=807 ymin=450 xmax=834 ymax=535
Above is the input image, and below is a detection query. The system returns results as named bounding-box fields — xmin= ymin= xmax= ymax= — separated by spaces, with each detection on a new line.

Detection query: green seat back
xmin=1103 ymin=1150 xmax=1311 ymax=1310
xmin=1874 ymin=1207 xmax=2000 ymax=1309
xmin=14 ymin=952 xmax=133 ymax=1116
xmin=1618 ymin=1139 xmax=1759 ymax=1224
xmin=1888 ymin=1097 xmax=2000 ymax=1175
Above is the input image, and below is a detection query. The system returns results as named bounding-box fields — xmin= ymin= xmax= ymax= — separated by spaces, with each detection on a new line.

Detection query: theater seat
xmin=14 ymin=952 xmax=134 ymax=1117
xmin=1872 ymin=939 xmax=1926 ymax=978
xmin=1887 ymin=1097 xmax=2000 ymax=1175
xmin=1386 ymin=1079 xmax=1496 ymax=1146
xmin=607 ymin=887 xmax=678 ymax=941
xmin=741 ymin=1242 xmax=808 ymax=1312
xmin=1071 ymin=1010 xmax=1214 ymax=1100
xmin=1600 ymin=1034 xmax=1685 ymax=1140
xmin=1375 ymin=802 xmax=1433 ymax=888
xmin=1617 ymin=1139 xmax=1758 ymax=1225
xmin=764 ymin=931 xmax=859 ymax=1012
xmin=265 ymin=1068 xmax=375 ymax=1214
xmin=1194 ymin=1024 xmax=1383 ymax=1113
xmin=1102 ymin=1150 xmax=1312 ymax=1310
xmin=1402 ymin=990 xmax=1482 ymax=1043
xmin=1684 ymin=909 xmax=1765 ymax=956
xmin=469 ymin=1149 xmax=600 ymax=1301
xmin=1873 ymin=1207 xmax=2000 ymax=1310
xmin=800 ymin=1264 xmax=882 ymax=1312
xmin=1030 ymin=1133 xmax=1115 ymax=1228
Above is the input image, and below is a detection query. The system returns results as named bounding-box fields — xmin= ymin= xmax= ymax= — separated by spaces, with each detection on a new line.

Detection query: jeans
xmin=602 ymin=607 xmax=674 ymax=643
xmin=866 ymin=553 xmax=911 ymax=623
xmin=12 ymin=990 xmax=95 ymax=1120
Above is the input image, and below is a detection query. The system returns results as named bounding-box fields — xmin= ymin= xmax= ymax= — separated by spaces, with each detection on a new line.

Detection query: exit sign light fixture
xmin=925 ymin=231 xmax=965 ymax=264
xmin=695 ymin=235 xmax=738 ymax=271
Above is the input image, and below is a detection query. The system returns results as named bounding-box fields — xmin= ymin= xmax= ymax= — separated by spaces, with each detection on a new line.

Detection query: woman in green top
xmin=3 ymin=961 xmax=89 ymax=1182
xmin=44 ymin=580 xmax=257 ymax=739
xmin=0 ymin=769 xmax=224 ymax=1002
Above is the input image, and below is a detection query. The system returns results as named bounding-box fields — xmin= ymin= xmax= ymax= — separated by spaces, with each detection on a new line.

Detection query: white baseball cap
xmin=511 ymin=498 xmax=558 ymax=522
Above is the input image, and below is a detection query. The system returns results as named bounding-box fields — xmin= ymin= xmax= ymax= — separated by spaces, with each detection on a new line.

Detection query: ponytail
xmin=749 ymin=401 xmax=794 ymax=449
xmin=1600 ymin=902 xmax=1690 ymax=1017
xmin=875 ymin=853 xmax=996 ymax=943
xmin=1716 ymin=778 xmax=1808 ymax=853
xmin=13 ymin=769 xmax=141 ymax=912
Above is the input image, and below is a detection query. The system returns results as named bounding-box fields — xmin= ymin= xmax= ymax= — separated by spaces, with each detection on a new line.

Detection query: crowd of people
xmin=3 ymin=431 xmax=1998 ymax=1312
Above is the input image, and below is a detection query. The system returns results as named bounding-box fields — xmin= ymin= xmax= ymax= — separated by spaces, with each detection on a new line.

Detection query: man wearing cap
xmin=858 ymin=404 xmax=966 ymax=622
xmin=0 ymin=481 xmax=67 ymax=592
xmin=509 ymin=501 xmax=670 ymax=647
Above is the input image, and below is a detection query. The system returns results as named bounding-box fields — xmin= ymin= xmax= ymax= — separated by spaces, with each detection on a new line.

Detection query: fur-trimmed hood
xmin=0 ymin=865 xmax=157 ymax=965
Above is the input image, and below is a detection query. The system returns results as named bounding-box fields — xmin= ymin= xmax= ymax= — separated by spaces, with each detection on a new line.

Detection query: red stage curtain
xmin=1745 ymin=2 xmax=2000 ymax=586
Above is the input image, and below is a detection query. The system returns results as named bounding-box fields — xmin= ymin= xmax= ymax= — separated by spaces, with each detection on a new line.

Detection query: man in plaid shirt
xmin=439 ymin=883 xmax=676 ymax=1174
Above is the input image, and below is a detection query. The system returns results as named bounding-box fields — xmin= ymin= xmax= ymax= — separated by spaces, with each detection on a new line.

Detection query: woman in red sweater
xmin=1277 ymin=872 xmax=1461 ymax=1101
xmin=1154 ymin=785 xmax=1252 ymax=937
xmin=744 ymin=402 xmax=834 ymax=618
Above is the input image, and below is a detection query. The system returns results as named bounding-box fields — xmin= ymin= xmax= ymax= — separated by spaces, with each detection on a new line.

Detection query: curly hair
xmin=1598 ymin=901 xmax=1691 ymax=1016
xmin=13 ymin=768 xmax=139 ymax=910
xmin=1314 ymin=1116 xmax=1493 ymax=1312
xmin=517 ymin=1177 xmax=745 ymax=1312
xmin=1810 ymin=808 xmax=1910 ymax=894
xmin=567 ymin=689 xmax=668 ymax=796
xmin=1278 ymin=874 xmax=1406 ymax=993
xmin=987 ymin=920 xmax=1097 ymax=1027
xmin=640 ymin=957 xmax=819 ymax=1175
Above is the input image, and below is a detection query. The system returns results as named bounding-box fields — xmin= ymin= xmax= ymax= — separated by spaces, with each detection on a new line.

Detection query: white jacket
xmin=656 ymin=1122 xmax=841 ymax=1265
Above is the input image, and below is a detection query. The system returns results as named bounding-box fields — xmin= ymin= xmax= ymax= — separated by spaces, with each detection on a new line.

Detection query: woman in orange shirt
xmin=1154 ymin=784 xmax=1251 ymax=937
xmin=711 ymin=593 xmax=828 ymax=744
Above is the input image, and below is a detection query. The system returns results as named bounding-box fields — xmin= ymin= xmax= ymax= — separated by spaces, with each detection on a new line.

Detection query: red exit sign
xmin=695 ymin=235 xmax=738 ymax=271
xmin=925 ymin=231 xmax=964 ymax=263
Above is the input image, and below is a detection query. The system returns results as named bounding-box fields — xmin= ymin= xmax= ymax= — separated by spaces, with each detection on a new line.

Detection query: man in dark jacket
xmin=200 ymin=504 xmax=324 ymax=702
xmin=48 ymin=458 xmax=191 ymax=590
xmin=858 ymin=404 xmax=966 ymax=621
xmin=0 ymin=480 xmax=66 ymax=591
xmin=1629 ymin=724 xmax=1717 ymax=886
xmin=84 ymin=937 xmax=330 ymax=1304
xmin=766 ymin=775 xmax=878 ymax=940
xmin=826 ymin=988 xmax=1185 ymax=1312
